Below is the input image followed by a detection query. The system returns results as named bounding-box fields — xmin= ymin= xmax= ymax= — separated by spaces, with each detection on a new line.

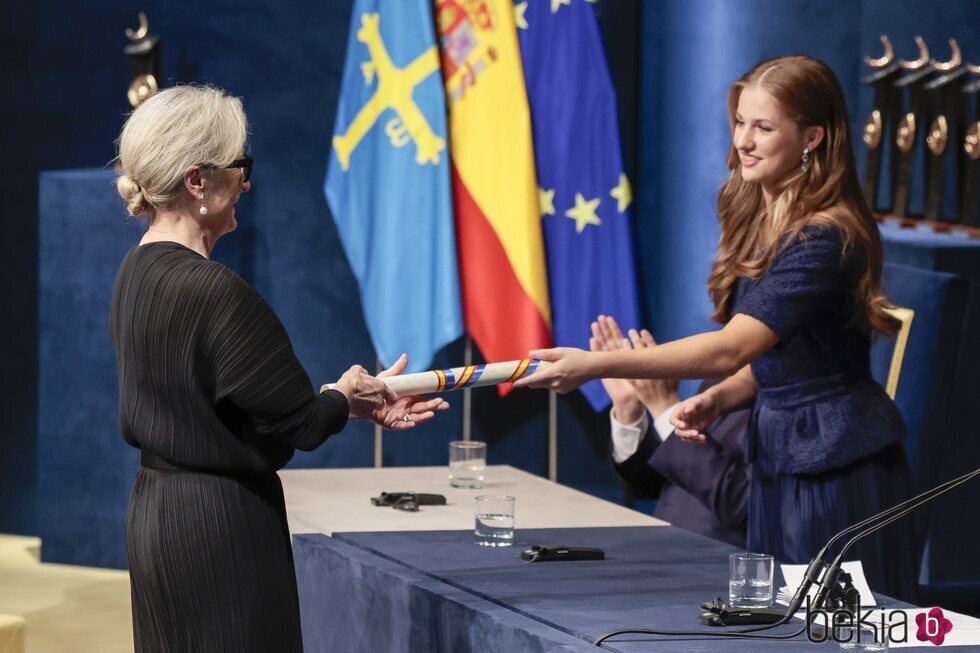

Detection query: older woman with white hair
xmin=110 ymin=85 xmax=446 ymax=651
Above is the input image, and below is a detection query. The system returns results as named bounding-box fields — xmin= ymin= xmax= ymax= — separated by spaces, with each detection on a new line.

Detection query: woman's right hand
xmin=511 ymin=347 xmax=593 ymax=394
xmin=334 ymin=365 xmax=398 ymax=420
xmin=669 ymin=392 xmax=720 ymax=445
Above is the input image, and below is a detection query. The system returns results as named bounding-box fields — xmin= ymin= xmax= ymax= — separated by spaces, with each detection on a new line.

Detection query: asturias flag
xmin=517 ymin=0 xmax=642 ymax=410
xmin=435 ymin=0 xmax=552 ymax=389
xmin=325 ymin=0 xmax=463 ymax=371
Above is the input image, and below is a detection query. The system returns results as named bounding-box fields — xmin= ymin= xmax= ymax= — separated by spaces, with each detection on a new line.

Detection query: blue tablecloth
xmin=293 ymin=526 xmax=924 ymax=652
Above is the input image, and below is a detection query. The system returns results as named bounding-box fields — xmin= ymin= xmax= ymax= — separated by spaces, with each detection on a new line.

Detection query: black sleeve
xmin=200 ymin=264 xmax=349 ymax=451
xmin=613 ymin=431 xmax=666 ymax=499
xmin=649 ymin=415 xmax=750 ymax=530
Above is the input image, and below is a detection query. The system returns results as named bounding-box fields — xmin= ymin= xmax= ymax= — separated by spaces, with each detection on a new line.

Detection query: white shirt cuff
xmin=653 ymin=404 xmax=679 ymax=443
xmin=610 ymin=408 xmax=649 ymax=463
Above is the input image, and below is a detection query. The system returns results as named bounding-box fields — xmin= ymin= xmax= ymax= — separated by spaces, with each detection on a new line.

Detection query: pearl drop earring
xmin=199 ymin=193 xmax=208 ymax=216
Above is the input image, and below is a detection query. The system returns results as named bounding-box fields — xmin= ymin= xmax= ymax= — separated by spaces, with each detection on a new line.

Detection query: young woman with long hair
xmin=515 ymin=56 xmax=916 ymax=600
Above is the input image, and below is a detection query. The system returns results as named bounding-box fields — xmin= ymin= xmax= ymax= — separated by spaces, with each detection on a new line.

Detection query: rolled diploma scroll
xmin=320 ymin=359 xmax=551 ymax=397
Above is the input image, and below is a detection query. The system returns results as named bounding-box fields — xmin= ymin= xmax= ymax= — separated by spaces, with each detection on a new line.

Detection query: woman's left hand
xmin=371 ymin=354 xmax=450 ymax=430
xmin=511 ymin=347 xmax=593 ymax=393
xmin=669 ymin=392 xmax=719 ymax=445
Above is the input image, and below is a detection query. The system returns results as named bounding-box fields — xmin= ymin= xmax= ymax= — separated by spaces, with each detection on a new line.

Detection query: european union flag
xmin=325 ymin=0 xmax=463 ymax=371
xmin=517 ymin=0 xmax=642 ymax=410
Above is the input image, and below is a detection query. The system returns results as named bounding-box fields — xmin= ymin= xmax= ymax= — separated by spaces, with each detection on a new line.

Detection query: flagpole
xmin=463 ymin=336 xmax=473 ymax=441
xmin=374 ymin=358 xmax=383 ymax=468
xmin=548 ymin=390 xmax=557 ymax=482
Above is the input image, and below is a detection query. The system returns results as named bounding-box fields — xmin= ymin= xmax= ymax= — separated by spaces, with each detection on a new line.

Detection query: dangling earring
xmin=199 ymin=193 xmax=208 ymax=215
xmin=801 ymin=147 xmax=811 ymax=173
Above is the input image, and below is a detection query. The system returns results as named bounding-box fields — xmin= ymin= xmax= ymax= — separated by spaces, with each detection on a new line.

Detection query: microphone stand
xmin=715 ymin=463 xmax=980 ymax=625
xmin=592 ymin=464 xmax=980 ymax=646
xmin=812 ymin=465 xmax=980 ymax=612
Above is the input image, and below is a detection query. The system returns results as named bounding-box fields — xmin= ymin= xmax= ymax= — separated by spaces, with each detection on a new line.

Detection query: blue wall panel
xmin=37 ymin=170 xmax=140 ymax=567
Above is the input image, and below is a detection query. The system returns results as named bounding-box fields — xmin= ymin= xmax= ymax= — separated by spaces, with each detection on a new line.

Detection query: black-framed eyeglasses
xmin=202 ymin=154 xmax=253 ymax=183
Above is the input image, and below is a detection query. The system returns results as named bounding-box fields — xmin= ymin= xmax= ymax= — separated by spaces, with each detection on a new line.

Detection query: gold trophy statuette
xmin=863 ymin=110 xmax=883 ymax=149
xmin=896 ymin=113 xmax=917 ymax=153
xmin=927 ymin=115 xmax=949 ymax=156
xmin=966 ymin=122 xmax=980 ymax=161
xmin=124 ymin=12 xmax=162 ymax=108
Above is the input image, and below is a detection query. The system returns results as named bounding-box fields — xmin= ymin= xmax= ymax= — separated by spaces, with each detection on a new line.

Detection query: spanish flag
xmin=435 ymin=0 xmax=552 ymax=380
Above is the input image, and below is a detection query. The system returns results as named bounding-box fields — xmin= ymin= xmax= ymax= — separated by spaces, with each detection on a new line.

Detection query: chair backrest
xmin=870 ymin=262 xmax=969 ymax=587
xmin=871 ymin=263 xmax=967 ymax=490
xmin=880 ymin=306 xmax=915 ymax=400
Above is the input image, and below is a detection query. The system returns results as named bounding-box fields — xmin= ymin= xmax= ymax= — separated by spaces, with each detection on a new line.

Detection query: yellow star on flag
xmin=539 ymin=187 xmax=556 ymax=216
xmin=551 ymin=0 xmax=571 ymax=13
xmin=565 ymin=193 xmax=601 ymax=233
xmin=515 ymin=2 xmax=529 ymax=29
xmin=610 ymin=173 xmax=632 ymax=213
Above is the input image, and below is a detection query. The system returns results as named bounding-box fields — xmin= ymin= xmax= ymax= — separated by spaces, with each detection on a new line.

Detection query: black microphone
xmin=592 ymin=465 xmax=980 ymax=645
xmin=702 ymin=468 xmax=980 ymax=634
xmin=812 ymin=464 xmax=980 ymax=611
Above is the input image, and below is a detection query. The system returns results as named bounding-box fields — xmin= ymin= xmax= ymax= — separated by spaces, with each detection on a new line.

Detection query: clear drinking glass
xmin=729 ymin=552 xmax=774 ymax=608
xmin=449 ymin=440 xmax=486 ymax=489
xmin=838 ymin=621 xmax=889 ymax=651
xmin=474 ymin=495 xmax=515 ymax=547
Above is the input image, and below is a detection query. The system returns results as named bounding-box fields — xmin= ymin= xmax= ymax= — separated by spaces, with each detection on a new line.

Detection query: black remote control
xmin=521 ymin=545 xmax=605 ymax=562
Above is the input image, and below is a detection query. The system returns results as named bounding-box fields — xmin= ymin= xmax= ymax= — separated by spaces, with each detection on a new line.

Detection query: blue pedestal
xmin=37 ymin=169 xmax=143 ymax=568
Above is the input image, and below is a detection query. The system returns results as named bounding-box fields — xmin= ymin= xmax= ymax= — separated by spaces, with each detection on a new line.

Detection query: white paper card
xmin=777 ymin=560 xmax=877 ymax=608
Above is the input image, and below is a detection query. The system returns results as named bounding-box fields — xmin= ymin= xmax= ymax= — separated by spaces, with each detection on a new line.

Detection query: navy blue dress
xmin=733 ymin=225 xmax=917 ymax=602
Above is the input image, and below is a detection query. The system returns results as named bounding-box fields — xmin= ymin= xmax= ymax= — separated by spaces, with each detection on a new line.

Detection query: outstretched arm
xmin=514 ymin=313 xmax=777 ymax=394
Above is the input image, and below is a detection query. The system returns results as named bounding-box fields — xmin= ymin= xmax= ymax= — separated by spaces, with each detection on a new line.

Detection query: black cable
xmin=592 ymin=623 xmax=808 ymax=646
xmin=593 ymin=465 xmax=980 ymax=647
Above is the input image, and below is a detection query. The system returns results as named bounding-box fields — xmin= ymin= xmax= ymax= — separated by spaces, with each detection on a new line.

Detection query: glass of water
xmin=729 ymin=552 xmax=774 ymax=608
xmin=838 ymin=621 xmax=889 ymax=651
xmin=474 ymin=495 xmax=515 ymax=547
xmin=449 ymin=440 xmax=486 ymax=489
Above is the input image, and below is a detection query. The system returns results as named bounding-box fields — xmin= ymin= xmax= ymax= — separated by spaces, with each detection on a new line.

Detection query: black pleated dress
xmin=109 ymin=242 xmax=350 ymax=652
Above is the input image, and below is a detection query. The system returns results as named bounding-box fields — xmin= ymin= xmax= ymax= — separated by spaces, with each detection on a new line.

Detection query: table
xmin=287 ymin=468 xmax=976 ymax=651
xmin=294 ymin=526 xmax=868 ymax=652
xmin=280 ymin=465 xmax=665 ymax=536
xmin=294 ymin=526 xmax=977 ymax=652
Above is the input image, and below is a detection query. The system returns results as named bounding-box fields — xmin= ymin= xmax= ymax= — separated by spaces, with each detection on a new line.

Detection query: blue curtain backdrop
xmin=2 ymin=0 xmax=978 ymax=567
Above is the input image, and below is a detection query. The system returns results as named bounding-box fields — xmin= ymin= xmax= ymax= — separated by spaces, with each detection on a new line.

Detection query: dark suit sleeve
xmin=649 ymin=423 xmax=750 ymax=530
xmin=613 ymin=431 xmax=666 ymax=499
